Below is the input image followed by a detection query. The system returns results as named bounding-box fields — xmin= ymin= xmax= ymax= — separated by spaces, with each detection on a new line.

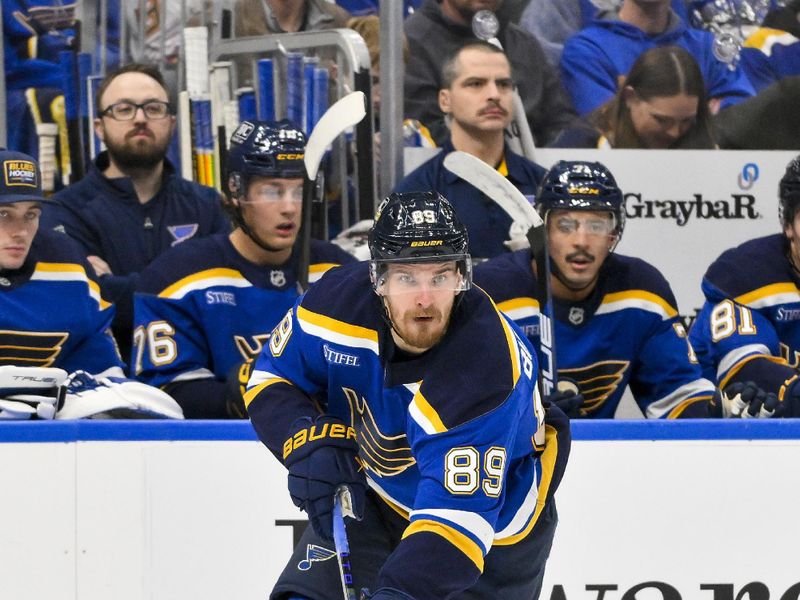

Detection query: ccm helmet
xmin=779 ymin=155 xmax=800 ymax=228
xmin=368 ymin=191 xmax=471 ymax=293
xmin=226 ymin=119 xmax=306 ymax=198
xmin=536 ymin=160 xmax=625 ymax=240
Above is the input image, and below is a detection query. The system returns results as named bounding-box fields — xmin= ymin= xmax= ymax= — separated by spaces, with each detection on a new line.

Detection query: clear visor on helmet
xmin=239 ymin=179 xmax=304 ymax=204
xmin=370 ymin=254 xmax=472 ymax=296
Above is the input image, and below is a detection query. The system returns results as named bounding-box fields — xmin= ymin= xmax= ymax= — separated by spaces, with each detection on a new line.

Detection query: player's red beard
xmin=387 ymin=303 xmax=450 ymax=350
xmin=105 ymin=125 xmax=171 ymax=170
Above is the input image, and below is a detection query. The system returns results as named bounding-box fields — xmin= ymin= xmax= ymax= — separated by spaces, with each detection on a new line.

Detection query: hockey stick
xmin=471 ymin=10 xmax=537 ymax=160
xmin=443 ymin=151 xmax=557 ymax=396
xmin=299 ymin=91 xmax=367 ymax=290
xmin=332 ymin=486 xmax=358 ymax=600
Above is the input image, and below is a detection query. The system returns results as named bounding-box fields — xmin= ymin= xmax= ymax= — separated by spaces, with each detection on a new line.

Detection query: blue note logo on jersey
xmin=343 ymin=387 xmax=416 ymax=477
xmin=297 ymin=544 xmax=336 ymax=571
xmin=559 ymin=360 xmax=629 ymax=414
xmin=167 ymin=224 xmax=199 ymax=246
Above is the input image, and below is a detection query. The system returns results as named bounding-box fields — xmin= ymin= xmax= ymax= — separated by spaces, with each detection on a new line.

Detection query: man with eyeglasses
xmin=42 ymin=63 xmax=229 ymax=365
xmin=131 ymin=120 xmax=355 ymax=418
xmin=474 ymin=160 xmax=717 ymax=419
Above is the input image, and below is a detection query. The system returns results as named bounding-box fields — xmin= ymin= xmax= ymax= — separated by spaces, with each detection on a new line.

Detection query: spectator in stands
xmin=689 ymin=155 xmax=800 ymax=418
xmin=234 ymin=0 xmax=350 ymax=37
xmin=133 ymin=120 xmax=355 ymax=419
xmin=42 ymin=63 xmax=229 ymax=366
xmin=519 ymin=0 xmax=690 ymax=67
xmin=560 ymin=0 xmax=754 ymax=116
xmin=474 ymin=160 xmax=717 ymax=419
xmin=393 ymin=42 xmax=546 ymax=260
xmin=553 ymin=45 xmax=716 ymax=148
xmin=404 ymin=0 xmax=576 ymax=147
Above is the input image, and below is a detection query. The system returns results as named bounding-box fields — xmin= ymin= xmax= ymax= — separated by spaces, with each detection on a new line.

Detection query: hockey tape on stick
xmin=298 ymin=91 xmax=367 ymax=290
xmin=36 ymin=123 xmax=59 ymax=193
xmin=333 ymin=486 xmax=358 ymax=600
xmin=178 ymin=91 xmax=193 ymax=181
xmin=443 ymin=151 xmax=558 ymax=395
xmin=183 ymin=27 xmax=209 ymax=96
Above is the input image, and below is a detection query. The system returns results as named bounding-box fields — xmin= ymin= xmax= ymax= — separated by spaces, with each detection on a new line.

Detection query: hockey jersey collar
xmin=87 ymin=151 xmax=179 ymax=205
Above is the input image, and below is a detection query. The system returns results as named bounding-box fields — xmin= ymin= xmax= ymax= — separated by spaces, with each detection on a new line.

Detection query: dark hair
xmin=95 ymin=63 xmax=171 ymax=114
xmin=592 ymin=46 xmax=716 ymax=149
xmin=441 ymin=41 xmax=510 ymax=89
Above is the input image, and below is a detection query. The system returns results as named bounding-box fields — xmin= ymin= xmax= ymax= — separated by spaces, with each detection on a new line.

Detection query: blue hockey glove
xmin=545 ymin=389 xmax=585 ymax=418
xmin=283 ymin=415 xmax=366 ymax=541
xmin=360 ymin=588 xmax=417 ymax=600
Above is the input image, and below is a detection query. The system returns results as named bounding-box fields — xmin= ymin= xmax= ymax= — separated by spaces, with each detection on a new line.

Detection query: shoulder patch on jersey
xmin=495 ymin=296 xmax=539 ymax=321
xmin=472 ymin=250 xmax=535 ymax=305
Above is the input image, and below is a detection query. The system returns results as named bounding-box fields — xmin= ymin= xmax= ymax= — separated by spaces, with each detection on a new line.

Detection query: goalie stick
xmin=443 ymin=150 xmax=557 ymax=396
xmin=332 ymin=486 xmax=358 ymax=600
xmin=299 ymin=91 xmax=367 ymax=290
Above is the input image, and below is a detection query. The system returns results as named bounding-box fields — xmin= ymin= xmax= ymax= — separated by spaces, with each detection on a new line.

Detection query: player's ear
xmin=93 ymin=118 xmax=105 ymax=142
xmin=228 ymin=174 xmax=243 ymax=203
xmin=439 ymin=89 xmax=451 ymax=113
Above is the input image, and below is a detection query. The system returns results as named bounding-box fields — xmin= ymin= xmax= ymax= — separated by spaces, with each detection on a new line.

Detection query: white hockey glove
xmin=503 ymin=220 xmax=530 ymax=251
xmin=331 ymin=219 xmax=373 ymax=261
xmin=56 ymin=371 xmax=184 ymax=420
xmin=0 ymin=366 xmax=68 ymax=420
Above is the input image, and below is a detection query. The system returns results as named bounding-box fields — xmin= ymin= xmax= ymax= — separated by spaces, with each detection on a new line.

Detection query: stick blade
xmin=443 ymin=151 xmax=541 ymax=228
xmin=304 ymin=91 xmax=367 ymax=181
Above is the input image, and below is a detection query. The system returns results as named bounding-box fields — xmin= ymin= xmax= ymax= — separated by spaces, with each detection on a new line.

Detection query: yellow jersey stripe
xmin=494 ymin=423 xmax=558 ymax=545
xmin=735 ymin=282 xmax=800 ymax=307
xmin=243 ymin=377 xmax=292 ymax=409
xmin=159 ymin=268 xmax=247 ymax=298
xmin=410 ymin=390 xmax=448 ymax=434
xmin=403 ymin=519 xmax=485 ymax=572
xmin=600 ymin=289 xmax=677 ymax=318
xmin=297 ymin=305 xmax=379 ymax=345
xmin=35 ymin=262 xmax=85 ymax=274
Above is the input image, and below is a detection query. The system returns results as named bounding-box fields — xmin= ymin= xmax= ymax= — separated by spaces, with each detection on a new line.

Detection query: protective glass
xmin=370 ymin=255 xmax=472 ymax=295
xmin=552 ymin=215 xmax=616 ymax=236
xmin=241 ymin=182 xmax=304 ymax=204
xmin=101 ymin=100 xmax=173 ymax=121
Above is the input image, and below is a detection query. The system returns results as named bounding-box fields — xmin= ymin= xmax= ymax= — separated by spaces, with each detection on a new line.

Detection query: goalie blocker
xmin=0 ymin=366 xmax=183 ymax=420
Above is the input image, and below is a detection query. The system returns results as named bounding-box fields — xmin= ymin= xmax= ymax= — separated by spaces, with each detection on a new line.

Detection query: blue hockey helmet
xmin=0 ymin=150 xmax=48 ymax=205
xmin=225 ymin=119 xmax=306 ymax=197
xmin=779 ymin=154 xmax=800 ymax=228
xmin=368 ymin=191 xmax=472 ymax=292
xmin=536 ymin=160 xmax=625 ymax=239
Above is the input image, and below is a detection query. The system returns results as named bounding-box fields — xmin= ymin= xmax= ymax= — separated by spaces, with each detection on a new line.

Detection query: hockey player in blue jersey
xmin=133 ymin=120 xmax=356 ymax=418
xmin=0 ymin=149 xmax=184 ymax=420
xmin=689 ymin=155 xmax=800 ymax=418
xmin=474 ymin=160 xmax=715 ymax=418
xmin=244 ymin=191 xmax=570 ymax=599
xmin=0 ymin=149 xmax=123 ymax=377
